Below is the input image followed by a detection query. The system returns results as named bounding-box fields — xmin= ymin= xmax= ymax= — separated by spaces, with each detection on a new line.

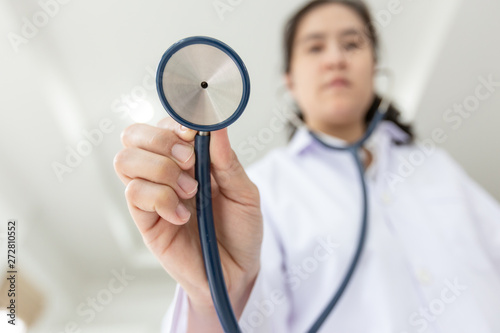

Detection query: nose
xmin=323 ymin=41 xmax=347 ymax=70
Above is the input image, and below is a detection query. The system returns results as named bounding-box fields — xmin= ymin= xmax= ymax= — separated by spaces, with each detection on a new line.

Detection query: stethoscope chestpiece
xmin=156 ymin=36 xmax=250 ymax=132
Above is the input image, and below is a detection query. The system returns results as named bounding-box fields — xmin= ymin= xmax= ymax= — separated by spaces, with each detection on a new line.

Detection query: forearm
xmin=186 ymin=273 xmax=258 ymax=333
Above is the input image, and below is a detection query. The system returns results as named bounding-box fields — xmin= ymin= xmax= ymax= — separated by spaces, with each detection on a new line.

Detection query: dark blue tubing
xmin=305 ymin=146 xmax=368 ymax=333
xmin=306 ymin=110 xmax=386 ymax=332
xmin=193 ymin=110 xmax=386 ymax=333
xmin=195 ymin=133 xmax=241 ymax=333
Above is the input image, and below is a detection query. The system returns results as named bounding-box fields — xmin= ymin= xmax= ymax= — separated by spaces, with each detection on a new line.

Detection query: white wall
xmin=0 ymin=0 xmax=498 ymax=331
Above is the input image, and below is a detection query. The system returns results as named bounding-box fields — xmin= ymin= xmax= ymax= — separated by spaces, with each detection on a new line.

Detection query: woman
xmin=114 ymin=1 xmax=500 ymax=332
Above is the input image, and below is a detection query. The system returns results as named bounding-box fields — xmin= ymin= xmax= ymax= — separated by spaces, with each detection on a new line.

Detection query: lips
xmin=327 ymin=78 xmax=350 ymax=88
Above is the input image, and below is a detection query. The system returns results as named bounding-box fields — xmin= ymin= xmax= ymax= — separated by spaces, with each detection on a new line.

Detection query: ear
xmin=285 ymin=73 xmax=293 ymax=88
xmin=372 ymin=58 xmax=378 ymax=75
xmin=285 ymin=73 xmax=296 ymax=98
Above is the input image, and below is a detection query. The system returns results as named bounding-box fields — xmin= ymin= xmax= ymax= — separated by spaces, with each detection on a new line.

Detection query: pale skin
xmin=286 ymin=3 xmax=377 ymax=167
xmin=114 ymin=123 xmax=263 ymax=333
xmin=114 ymin=3 xmax=376 ymax=332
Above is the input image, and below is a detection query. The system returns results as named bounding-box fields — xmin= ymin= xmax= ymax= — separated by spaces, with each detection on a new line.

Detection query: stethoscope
xmin=156 ymin=36 xmax=392 ymax=333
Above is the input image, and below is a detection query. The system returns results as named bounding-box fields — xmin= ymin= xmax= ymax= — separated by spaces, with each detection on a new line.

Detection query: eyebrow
xmin=297 ymin=28 xmax=362 ymax=45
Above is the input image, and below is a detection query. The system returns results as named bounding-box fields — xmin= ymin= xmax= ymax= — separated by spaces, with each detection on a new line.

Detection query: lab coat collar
xmin=287 ymin=120 xmax=410 ymax=156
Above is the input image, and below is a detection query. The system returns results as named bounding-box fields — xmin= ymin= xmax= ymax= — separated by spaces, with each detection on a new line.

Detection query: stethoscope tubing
xmin=195 ymin=109 xmax=386 ymax=333
xmin=306 ymin=109 xmax=386 ymax=332
xmin=195 ymin=132 xmax=242 ymax=333
xmin=157 ymin=35 xmax=393 ymax=333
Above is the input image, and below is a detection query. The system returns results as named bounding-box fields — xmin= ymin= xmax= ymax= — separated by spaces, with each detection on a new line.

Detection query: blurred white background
xmin=0 ymin=0 xmax=498 ymax=332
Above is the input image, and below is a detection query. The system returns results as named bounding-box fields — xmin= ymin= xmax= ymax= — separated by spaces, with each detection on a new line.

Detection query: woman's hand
xmin=114 ymin=116 xmax=263 ymax=330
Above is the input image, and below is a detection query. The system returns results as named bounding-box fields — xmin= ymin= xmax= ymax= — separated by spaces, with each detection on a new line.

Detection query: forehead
xmin=295 ymin=3 xmax=366 ymax=41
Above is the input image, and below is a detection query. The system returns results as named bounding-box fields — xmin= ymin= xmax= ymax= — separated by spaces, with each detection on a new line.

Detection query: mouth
xmin=324 ymin=78 xmax=350 ymax=89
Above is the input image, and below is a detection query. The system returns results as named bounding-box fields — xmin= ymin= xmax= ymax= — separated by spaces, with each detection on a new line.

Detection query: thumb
xmin=209 ymin=128 xmax=255 ymax=202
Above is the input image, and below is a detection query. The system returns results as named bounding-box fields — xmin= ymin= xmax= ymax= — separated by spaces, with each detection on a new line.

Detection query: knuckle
xmin=113 ymin=148 xmax=129 ymax=172
xmin=155 ymin=185 xmax=178 ymax=209
xmin=153 ymin=156 xmax=180 ymax=184
xmin=121 ymin=123 xmax=139 ymax=146
xmin=114 ymin=147 xmax=134 ymax=169
xmin=113 ymin=152 xmax=122 ymax=172
xmin=157 ymin=116 xmax=175 ymax=128
xmin=149 ymin=129 xmax=172 ymax=150
xmin=124 ymin=179 xmax=142 ymax=203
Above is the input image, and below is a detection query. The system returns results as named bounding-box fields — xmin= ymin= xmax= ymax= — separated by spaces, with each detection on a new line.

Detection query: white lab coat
xmin=162 ymin=121 xmax=500 ymax=333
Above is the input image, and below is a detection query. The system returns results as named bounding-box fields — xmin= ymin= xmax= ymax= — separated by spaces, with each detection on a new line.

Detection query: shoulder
xmin=386 ymin=140 xmax=472 ymax=197
xmin=395 ymin=142 xmax=466 ymax=177
xmin=244 ymin=146 xmax=292 ymax=191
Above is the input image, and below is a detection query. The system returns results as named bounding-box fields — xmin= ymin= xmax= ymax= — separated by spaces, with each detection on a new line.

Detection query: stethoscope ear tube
xmin=306 ymin=143 xmax=370 ymax=333
xmin=306 ymin=109 xmax=386 ymax=332
xmin=194 ymin=132 xmax=242 ymax=333
xmin=194 ymin=110 xmax=386 ymax=333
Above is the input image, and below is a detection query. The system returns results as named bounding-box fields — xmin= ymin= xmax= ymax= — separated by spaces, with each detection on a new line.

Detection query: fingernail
xmin=180 ymin=125 xmax=189 ymax=132
xmin=172 ymin=143 xmax=194 ymax=163
xmin=176 ymin=202 xmax=191 ymax=221
xmin=177 ymin=172 xmax=198 ymax=195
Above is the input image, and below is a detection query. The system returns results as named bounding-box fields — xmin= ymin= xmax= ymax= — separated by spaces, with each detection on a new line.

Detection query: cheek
xmin=293 ymin=59 xmax=317 ymax=82
xmin=352 ymin=60 xmax=374 ymax=97
xmin=292 ymin=65 xmax=318 ymax=99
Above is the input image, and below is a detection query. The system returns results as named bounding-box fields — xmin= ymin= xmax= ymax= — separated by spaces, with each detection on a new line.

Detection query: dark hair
xmin=283 ymin=0 xmax=414 ymax=144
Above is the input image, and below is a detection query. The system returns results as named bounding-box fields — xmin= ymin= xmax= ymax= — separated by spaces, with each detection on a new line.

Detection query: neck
xmin=306 ymin=119 xmax=373 ymax=170
xmin=307 ymin=120 xmax=365 ymax=144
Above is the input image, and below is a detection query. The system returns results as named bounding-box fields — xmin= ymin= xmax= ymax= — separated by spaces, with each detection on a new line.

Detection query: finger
xmin=210 ymin=128 xmax=260 ymax=206
xmin=115 ymin=147 xmax=198 ymax=199
xmin=157 ymin=116 xmax=197 ymax=142
xmin=121 ymin=123 xmax=195 ymax=170
xmin=114 ymin=152 xmax=132 ymax=185
xmin=125 ymin=178 xmax=192 ymax=228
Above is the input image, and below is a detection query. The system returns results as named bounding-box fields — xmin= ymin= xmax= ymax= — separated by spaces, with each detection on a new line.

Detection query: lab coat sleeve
xmin=238 ymin=200 xmax=293 ymax=332
xmin=436 ymin=150 xmax=500 ymax=272
xmin=460 ymin=166 xmax=500 ymax=271
xmin=160 ymin=283 xmax=188 ymax=333
xmin=160 ymin=198 xmax=292 ymax=332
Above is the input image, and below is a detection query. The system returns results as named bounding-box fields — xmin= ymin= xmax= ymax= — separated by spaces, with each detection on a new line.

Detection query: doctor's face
xmin=286 ymin=3 xmax=376 ymax=135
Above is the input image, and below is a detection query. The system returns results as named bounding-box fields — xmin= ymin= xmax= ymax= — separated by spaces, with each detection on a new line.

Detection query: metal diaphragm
xmin=156 ymin=36 xmax=250 ymax=131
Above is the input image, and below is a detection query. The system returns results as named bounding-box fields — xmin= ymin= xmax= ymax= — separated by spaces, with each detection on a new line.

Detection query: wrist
xmin=186 ymin=268 xmax=260 ymax=332
xmin=186 ymin=298 xmax=222 ymax=333
xmin=231 ymin=268 xmax=259 ymax=319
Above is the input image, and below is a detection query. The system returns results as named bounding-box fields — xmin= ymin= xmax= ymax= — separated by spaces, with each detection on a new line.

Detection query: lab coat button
xmin=417 ymin=268 xmax=433 ymax=285
xmin=382 ymin=192 xmax=392 ymax=204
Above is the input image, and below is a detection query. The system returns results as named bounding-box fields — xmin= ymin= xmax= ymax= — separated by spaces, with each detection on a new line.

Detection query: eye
xmin=341 ymin=35 xmax=366 ymax=51
xmin=308 ymin=44 xmax=323 ymax=53
xmin=343 ymin=41 xmax=361 ymax=50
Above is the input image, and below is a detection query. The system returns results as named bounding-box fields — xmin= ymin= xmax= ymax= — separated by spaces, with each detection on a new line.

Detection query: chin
xmin=323 ymin=102 xmax=358 ymax=117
